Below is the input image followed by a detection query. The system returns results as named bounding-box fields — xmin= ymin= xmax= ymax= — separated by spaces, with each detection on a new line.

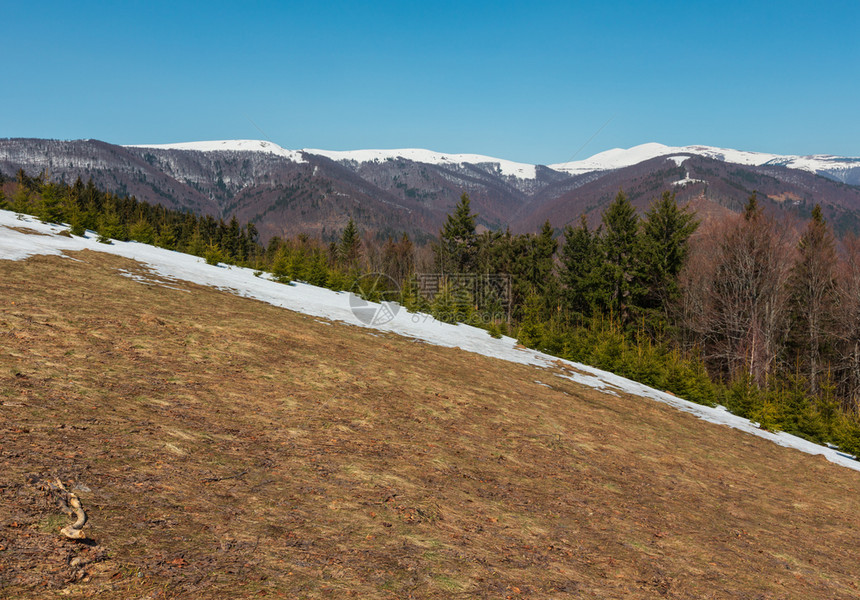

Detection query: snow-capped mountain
xmin=126 ymin=139 xmax=307 ymax=163
xmin=303 ymin=147 xmax=537 ymax=180
xmin=2 ymin=138 xmax=860 ymax=241
xmin=125 ymin=139 xmax=860 ymax=185
xmin=549 ymin=142 xmax=860 ymax=185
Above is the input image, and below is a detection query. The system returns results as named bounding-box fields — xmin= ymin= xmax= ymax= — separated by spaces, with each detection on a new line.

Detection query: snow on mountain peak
xmin=303 ymin=147 xmax=537 ymax=180
xmin=125 ymin=140 xmax=306 ymax=163
xmin=549 ymin=142 xmax=860 ymax=182
xmin=123 ymin=139 xmax=860 ymax=184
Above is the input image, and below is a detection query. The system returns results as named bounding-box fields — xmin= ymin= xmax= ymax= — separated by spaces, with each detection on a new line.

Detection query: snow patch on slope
xmin=126 ymin=140 xmax=306 ymax=163
xmin=2 ymin=209 xmax=858 ymax=474
xmin=672 ymin=171 xmax=706 ymax=187
xmin=305 ymin=147 xmax=537 ymax=179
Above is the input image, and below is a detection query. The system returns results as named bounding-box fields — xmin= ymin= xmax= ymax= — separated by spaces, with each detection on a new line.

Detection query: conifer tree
xmin=788 ymin=205 xmax=838 ymax=394
xmin=515 ymin=221 xmax=558 ymax=320
xmin=338 ymin=218 xmax=362 ymax=271
xmin=186 ymin=226 xmax=206 ymax=257
xmin=10 ymin=185 xmax=31 ymax=214
xmin=597 ymin=190 xmax=642 ymax=324
xmin=306 ymin=249 xmax=330 ymax=287
xmin=744 ymin=191 xmax=759 ymax=221
xmin=36 ymin=182 xmax=64 ymax=224
xmin=435 ymin=193 xmax=477 ymax=274
xmin=561 ymin=215 xmax=599 ymax=322
xmin=129 ymin=219 xmax=155 ymax=244
xmin=640 ymin=191 xmax=699 ymax=319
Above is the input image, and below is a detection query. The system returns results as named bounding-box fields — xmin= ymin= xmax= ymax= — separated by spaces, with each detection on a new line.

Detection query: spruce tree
xmin=129 ymin=219 xmax=155 ymax=244
xmin=561 ymin=215 xmax=599 ymax=322
xmin=37 ymin=182 xmax=64 ymax=224
xmin=10 ymin=185 xmax=31 ymax=215
xmin=515 ymin=221 xmax=558 ymax=320
xmin=306 ymin=249 xmax=330 ymax=287
xmin=338 ymin=218 xmax=362 ymax=271
xmin=787 ymin=205 xmax=838 ymax=394
xmin=435 ymin=193 xmax=477 ymax=274
xmin=640 ymin=191 xmax=699 ymax=319
xmin=597 ymin=190 xmax=642 ymax=324
xmin=743 ymin=191 xmax=760 ymax=221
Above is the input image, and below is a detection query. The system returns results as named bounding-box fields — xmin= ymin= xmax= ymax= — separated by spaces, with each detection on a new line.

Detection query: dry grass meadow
xmin=1 ymin=249 xmax=860 ymax=599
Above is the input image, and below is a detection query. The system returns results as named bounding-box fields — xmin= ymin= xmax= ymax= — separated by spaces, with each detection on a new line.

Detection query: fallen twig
xmin=202 ymin=470 xmax=248 ymax=483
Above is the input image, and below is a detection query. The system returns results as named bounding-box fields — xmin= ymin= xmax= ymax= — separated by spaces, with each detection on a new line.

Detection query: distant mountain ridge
xmin=126 ymin=139 xmax=860 ymax=185
xmin=2 ymin=138 xmax=859 ymax=241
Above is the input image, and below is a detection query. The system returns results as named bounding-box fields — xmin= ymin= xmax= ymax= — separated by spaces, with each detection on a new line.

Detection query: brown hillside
xmin=1 ymin=250 xmax=859 ymax=599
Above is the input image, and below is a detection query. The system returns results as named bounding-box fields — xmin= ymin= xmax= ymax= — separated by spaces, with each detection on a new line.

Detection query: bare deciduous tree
xmin=680 ymin=196 xmax=795 ymax=385
xmin=836 ymin=234 xmax=860 ymax=414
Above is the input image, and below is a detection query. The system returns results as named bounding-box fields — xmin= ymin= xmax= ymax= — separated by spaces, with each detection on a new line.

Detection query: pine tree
xmin=129 ymin=219 xmax=155 ymax=244
xmin=10 ymin=185 xmax=31 ymax=214
xmin=640 ymin=191 xmax=699 ymax=320
xmin=596 ymin=190 xmax=642 ymax=324
xmin=515 ymin=221 xmax=558 ymax=321
xmin=788 ymin=205 xmax=838 ymax=394
xmin=338 ymin=218 xmax=362 ymax=271
xmin=36 ymin=182 xmax=64 ymax=224
xmin=743 ymin=191 xmax=759 ymax=221
xmin=561 ymin=215 xmax=599 ymax=321
xmin=435 ymin=193 xmax=477 ymax=274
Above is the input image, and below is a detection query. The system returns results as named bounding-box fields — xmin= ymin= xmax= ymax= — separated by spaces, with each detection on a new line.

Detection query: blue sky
xmin=3 ymin=1 xmax=858 ymax=164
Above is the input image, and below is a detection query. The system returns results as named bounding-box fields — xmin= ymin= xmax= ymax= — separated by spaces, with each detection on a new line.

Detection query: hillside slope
xmin=1 ymin=217 xmax=860 ymax=599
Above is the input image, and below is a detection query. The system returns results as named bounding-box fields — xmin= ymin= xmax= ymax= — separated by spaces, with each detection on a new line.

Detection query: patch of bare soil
xmin=1 ymin=249 xmax=859 ymax=599
xmin=2 ymin=226 xmax=52 ymax=236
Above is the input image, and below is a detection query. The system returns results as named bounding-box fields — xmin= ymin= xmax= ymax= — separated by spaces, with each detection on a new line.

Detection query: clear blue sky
xmin=3 ymin=1 xmax=858 ymax=164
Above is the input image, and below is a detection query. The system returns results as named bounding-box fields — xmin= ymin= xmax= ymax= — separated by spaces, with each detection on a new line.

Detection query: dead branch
xmin=27 ymin=475 xmax=89 ymax=539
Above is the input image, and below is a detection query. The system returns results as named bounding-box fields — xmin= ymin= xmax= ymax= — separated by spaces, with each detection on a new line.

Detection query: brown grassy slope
xmin=1 ymin=250 xmax=859 ymax=599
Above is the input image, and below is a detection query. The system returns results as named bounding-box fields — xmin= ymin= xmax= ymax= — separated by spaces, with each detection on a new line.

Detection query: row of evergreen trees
xmin=0 ymin=170 xmax=405 ymax=301
xmin=1 ymin=170 xmax=261 ymax=265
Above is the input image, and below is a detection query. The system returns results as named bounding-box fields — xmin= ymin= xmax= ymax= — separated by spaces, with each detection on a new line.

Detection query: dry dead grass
xmin=1 ymin=250 xmax=859 ymax=599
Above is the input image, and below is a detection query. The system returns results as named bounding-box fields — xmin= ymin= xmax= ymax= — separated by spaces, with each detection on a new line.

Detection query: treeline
xmin=1 ymin=170 xmax=261 ymax=265
xmin=3 ymin=170 xmax=859 ymax=455
xmin=0 ymin=169 xmax=419 ymax=298
xmin=430 ymin=192 xmax=717 ymax=407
